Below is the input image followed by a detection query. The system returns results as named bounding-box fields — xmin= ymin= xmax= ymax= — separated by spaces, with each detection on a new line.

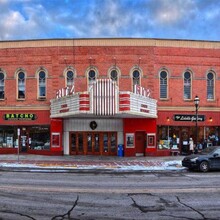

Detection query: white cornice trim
xmin=0 ymin=38 xmax=220 ymax=49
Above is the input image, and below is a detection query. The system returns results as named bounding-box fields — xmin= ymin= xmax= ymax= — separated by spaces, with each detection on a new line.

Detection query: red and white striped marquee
xmin=50 ymin=79 xmax=157 ymax=118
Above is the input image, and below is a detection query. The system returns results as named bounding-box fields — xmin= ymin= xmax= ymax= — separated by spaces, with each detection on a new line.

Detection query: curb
xmin=0 ymin=167 xmax=187 ymax=174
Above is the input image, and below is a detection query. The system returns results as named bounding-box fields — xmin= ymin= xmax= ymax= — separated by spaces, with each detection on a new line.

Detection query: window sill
xmin=37 ymin=97 xmax=46 ymax=101
xmin=159 ymin=98 xmax=169 ymax=101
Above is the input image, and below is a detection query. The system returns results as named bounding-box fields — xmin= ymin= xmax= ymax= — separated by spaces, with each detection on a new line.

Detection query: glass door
xmin=103 ymin=133 xmax=109 ymax=154
xmin=110 ymin=133 xmax=117 ymax=155
xmin=70 ymin=133 xmax=76 ymax=154
xmin=94 ymin=133 xmax=100 ymax=153
xmin=69 ymin=132 xmax=117 ymax=156
xmin=86 ymin=133 xmax=100 ymax=155
xmin=87 ymin=133 xmax=93 ymax=154
xmin=102 ymin=132 xmax=117 ymax=156
xmin=78 ymin=133 xmax=84 ymax=154
xmin=69 ymin=132 xmax=84 ymax=155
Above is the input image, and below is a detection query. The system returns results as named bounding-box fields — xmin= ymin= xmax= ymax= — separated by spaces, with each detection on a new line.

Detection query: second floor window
xmin=88 ymin=70 xmax=96 ymax=84
xmin=38 ymin=71 xmax=46 ymax=98
xmin=110 ymin=70 xmax=118 ymax=82
xmin=132 ymin=70 xmax=140 ymax=92
xmin=207 ymin=72 xmax=214 ymax=100
xmin=0 ymin=71 xmax=5 ymax=99
xmin=160 ymin=71 xmax=168 ymax=99
xmin=66 ymin=70 xmax=74 ymax=87
xmin=17 ymin=71 xmax=25 ymax=99
xmin=184 ymin=71 xmax=191 ymax=99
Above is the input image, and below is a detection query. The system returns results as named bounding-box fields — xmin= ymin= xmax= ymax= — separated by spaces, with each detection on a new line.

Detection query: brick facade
xmin=0 ymin=38 xmax=220 ymax=156
xmin=1 ymin=39 xmax=220 ymax=109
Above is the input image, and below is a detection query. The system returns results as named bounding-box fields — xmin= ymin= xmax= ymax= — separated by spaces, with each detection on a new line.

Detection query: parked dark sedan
xmin=182 ymin=146 xmax=220 ymax=172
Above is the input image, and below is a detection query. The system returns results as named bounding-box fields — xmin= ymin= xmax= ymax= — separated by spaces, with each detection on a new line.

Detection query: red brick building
xmin=0 ymin=38 xmax=219 ymax=156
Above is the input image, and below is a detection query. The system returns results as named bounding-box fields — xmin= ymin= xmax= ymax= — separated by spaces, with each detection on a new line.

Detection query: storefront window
xmin=157 ymin=126 xmax=180 ymax=151
xmin=157 ymin=126 xmax=220 ymax=154
xmin=0 ymin=126 xmax=16 ymax=148
xmin=29 ymin=126 xmax=50 ymax=150
xmin=205 ymin=127 xmax=219 ymax=146
xmin=0 ymin=126 xmax=50 ymax=150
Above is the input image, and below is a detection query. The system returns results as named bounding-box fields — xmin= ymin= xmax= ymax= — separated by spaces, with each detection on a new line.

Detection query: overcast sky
xmin=0 ymin=0 xmax=219 ymax=41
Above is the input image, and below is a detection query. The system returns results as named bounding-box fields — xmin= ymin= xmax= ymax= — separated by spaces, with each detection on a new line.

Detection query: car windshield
xmin=200 ymin=146 xmax=218 ymax=155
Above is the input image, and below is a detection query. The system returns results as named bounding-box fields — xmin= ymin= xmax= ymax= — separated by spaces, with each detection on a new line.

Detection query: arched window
xmin=0 ymin=71 xmax=5 ymax=99
xmin=110 ymin=70 xmax=118 ymax=82
xmin=66 ymin=70 xmax=74 ymax=87
xmin=17 ymin=71 xmax=25 ymax=99
xmin=207 ymin=72 xmax=214 ymax=100
xmin=108 ymin=66 xmax=120 ymax=85
xmin=132 ymin=70 xmax=140 ymax=92
xmin=88 ymin=69 xmax=96 ymax=84
xmin=38 ymin=70 xmax=46 ymax=98
xmin=160 ymin=71 xmax=168 ymax=99
xmin=184 ymin=71 xmax=192 ymax=100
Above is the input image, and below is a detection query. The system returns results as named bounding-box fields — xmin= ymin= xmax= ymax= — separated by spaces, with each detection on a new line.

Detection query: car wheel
xmin=199 ymin=161 xmax=209 ymax=172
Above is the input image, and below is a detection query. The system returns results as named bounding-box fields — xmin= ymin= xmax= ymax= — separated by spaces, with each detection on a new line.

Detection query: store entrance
xmin=69 ymin=132 xmax=117 ymax=156
xmin=135 ymin=131 xmax=146 ymax=156
xmin=20 ymin=128 xmax=29 ymax=152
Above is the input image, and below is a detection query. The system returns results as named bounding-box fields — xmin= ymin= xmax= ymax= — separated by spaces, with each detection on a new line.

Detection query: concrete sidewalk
xmin=0 ymin=154 xmax=186 ymax=172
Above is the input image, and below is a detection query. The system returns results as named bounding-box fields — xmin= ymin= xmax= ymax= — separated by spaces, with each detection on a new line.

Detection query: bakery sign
xmin=174 ymin=114 xmax=205 ymax=122
xmin=4 ymin=113 xmax=37 ymax=120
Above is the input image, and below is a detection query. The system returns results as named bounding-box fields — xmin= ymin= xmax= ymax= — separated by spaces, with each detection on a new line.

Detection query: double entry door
xmin=69 ymin=132 xmax=117 ymax=156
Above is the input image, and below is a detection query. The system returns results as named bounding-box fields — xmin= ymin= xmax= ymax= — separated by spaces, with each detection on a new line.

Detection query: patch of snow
xmin=0 ymin=160 xmax=186 ymax=171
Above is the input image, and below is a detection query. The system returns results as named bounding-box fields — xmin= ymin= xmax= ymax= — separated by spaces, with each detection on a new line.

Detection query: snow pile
xmin=0 ymin=159 xmax=186 ymax=171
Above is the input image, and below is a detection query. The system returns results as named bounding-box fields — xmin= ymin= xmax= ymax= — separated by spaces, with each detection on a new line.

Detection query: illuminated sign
xmin=4 ymin=114 xmax=37 ymax=120
xmin=174 ymin=114 xmax=205 ymax=122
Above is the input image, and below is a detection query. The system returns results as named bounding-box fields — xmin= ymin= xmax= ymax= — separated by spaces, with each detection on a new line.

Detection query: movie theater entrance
xmin=69 ymin=132 xmax=117 ymax=156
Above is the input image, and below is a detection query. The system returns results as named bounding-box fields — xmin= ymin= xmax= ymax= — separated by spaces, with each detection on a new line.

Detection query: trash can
xmin=117 ymin=144 xmax=124 ymax=157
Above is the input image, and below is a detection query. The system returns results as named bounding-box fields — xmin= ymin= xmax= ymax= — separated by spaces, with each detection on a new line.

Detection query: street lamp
xmin=194 ymin=95 xmax=200 ymax=149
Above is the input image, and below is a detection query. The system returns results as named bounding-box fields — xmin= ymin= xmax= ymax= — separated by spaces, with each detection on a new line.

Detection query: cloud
xmin=151 ymin=0 xmax=195 ymax=26
xmin=0 ymin=0 xmax=219 ymax=41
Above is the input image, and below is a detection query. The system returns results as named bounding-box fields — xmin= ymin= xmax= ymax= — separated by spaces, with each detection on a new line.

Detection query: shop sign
xmin=4 ymin=114 xmax=37 ymax=120
xmin=174 ymin=114 xmax=205 ymax=122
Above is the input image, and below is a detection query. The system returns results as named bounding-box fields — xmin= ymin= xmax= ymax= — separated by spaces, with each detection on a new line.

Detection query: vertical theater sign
xmin=50 ymin=79 xmax=158 ymax=156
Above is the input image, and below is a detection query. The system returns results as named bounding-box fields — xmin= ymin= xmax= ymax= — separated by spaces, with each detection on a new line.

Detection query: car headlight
xmin=190 ymin=157 xmax=198 ymax=162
